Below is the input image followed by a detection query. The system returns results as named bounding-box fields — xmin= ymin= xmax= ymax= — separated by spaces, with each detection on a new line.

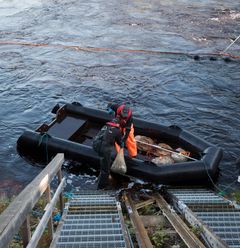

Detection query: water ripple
xmin=0 ymin=0 xmax=239 ymax=192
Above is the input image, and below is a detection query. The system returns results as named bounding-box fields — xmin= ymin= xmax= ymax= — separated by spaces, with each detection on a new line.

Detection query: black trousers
xmin=98 ymin=147 xmax=112 ymax=189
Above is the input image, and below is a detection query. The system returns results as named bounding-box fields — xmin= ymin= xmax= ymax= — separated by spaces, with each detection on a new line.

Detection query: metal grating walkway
xmin=167 ymin=188 xmax=240 ymax=248
xmin=53 ymin=190 xmax=130 ymax=248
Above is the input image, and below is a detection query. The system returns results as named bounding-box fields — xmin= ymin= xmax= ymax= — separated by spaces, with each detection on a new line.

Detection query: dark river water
xmin=0 ymin=0 xmax=239 ymax=197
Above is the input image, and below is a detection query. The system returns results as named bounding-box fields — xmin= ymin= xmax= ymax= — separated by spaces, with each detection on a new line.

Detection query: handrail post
xmin=57 ymin=170 xmax=64 ymax=214
xmin=22 ymin=214 xmax=31 ymax=247
xmin=26 ymin=178 xmax=66 ymax=248
xmin=46 ymin=185 xmax=53 ymax=240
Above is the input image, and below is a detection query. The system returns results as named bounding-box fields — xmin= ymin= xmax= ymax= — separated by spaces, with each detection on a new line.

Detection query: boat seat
xmin=47 ymin=116 xmax=87 ymax=140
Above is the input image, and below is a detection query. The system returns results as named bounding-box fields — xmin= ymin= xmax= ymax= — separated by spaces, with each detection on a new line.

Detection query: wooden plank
xmin=135 ymin=199 xmax=155 ymax=210
xmin=0 ymin=154 xmax=64 ymax=248
xmin=21 ymin=215 xmax=31 ymax=247
xmin=124 ymin=193 xmax=153 ymax=248
xmin=154 ymin=193 xmax=206 ymax=248
xmin=46 ymin=185 xmax=53 ymax=240
xmin=57 ymin=170 xmax=64 ymax=214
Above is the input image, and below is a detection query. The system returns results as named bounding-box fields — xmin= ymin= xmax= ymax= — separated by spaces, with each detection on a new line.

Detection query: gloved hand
xmin=107 ymin=103 xmax=112 ymax=109
xmin=107 ymin=108 xmax=114 ymax=114
xmin=120 ymin=140 xmax=125 ymax=148
xmin=107 ymin=103 xmax=114 ymax=114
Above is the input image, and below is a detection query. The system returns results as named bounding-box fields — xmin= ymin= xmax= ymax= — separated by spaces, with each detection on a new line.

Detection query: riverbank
xmin=1 ymin=188 xmax=240 ymax=247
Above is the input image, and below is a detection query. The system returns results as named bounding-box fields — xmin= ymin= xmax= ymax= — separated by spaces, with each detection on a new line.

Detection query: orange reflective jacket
xmin=115 ymin=124 xmax=137 ymax=157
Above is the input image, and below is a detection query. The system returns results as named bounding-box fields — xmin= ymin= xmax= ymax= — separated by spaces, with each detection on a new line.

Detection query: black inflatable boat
xmin=17 ymin=102 xmax=223 ymax=185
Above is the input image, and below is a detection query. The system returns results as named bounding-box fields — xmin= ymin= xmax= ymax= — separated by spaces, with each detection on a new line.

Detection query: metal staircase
xmin=167 ymin=188 xmax=240 ymax=248
xmin=52 ymin=190 xmax=130 ymax=248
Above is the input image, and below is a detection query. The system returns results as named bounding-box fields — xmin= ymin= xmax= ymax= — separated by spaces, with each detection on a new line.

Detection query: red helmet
xmin=116 ymin=105 xmax=132 ymax=127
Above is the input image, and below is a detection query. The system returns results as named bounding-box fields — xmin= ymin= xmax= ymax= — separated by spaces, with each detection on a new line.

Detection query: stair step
xmin=65 ymin=213 xmax=119 ymax=219
xmin=194 ymin=211 xmax=240 ymax=215
xmin=203 ymin=220 xmax=240 ymax=225
xmin=58 ymin=234 xmax=124 ymax=242
xmin=210 ymin=226 xmax=240 ymax=232
xmin=56 ymin=240 xmax=126 ymax=248
xmin=70 ymin=200 xmax=116 ymax=205
xmin=67 ymin=210 xmax=118 ymax=214
xmin=62 ymin=223 xmax=121 ymax=230
xmin=60 ymin=228 xmax=123 ymax=236
xmin=63 ymin=218 xmax=120 ymax=224
xmin=168 ymin=188 xmax=240 ymax=248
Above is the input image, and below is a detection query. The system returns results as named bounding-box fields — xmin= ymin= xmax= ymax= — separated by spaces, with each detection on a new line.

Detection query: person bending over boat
xmin=92 ymin=117 xmax=123 ymax=189
xmin=107 ymin=103 xmax=137 ymax=158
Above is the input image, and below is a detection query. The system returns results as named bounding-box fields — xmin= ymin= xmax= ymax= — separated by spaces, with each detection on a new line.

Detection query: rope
xmin=203 ymin=161 xmax=239 ymax=197
xmin=64 ymin=192 xmax=73 ymax=199
xmin=0 ymin=40 xmax=239 ymax=59
xmin=222 ymin=34 xmax=240 ymax=53
xmin=53 ymin=212 xmax=61 ymax=222
xmin=32 ymin=210 xmax=44 ymax=217
xmin=38 ymin=132 xmax=50 ymax=163
xmin=136 ymin=140 xmax=197 ymax=161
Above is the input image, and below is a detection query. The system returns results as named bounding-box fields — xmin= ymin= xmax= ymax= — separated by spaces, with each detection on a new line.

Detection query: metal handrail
xmin=0 ymin=153 xmax=65 ymax=248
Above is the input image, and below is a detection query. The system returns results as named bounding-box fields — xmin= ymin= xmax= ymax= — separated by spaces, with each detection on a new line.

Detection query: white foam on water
xmin=0 ymin=0 xmax=43 ymax=16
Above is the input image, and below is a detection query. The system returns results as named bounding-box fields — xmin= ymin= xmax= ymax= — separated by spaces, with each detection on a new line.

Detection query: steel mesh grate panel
xmin=168 ymin=187 xmax=240 ymax=248
xmin=66 ymin=213 xmax=119 ymax=219
xmin=62 ymin=222 xmax=122 ymax=230
xmin=200 ymin=217 xmax=240 ymax=222
xmin=70 ymin=196 xmax=116 ymax=201
xmin=215 ymin=232 xmax=240 ymax=239
xmin=61 ymin=225 xmax=122 ymax=231
xmin=199 ymin=219 xmax=240 ymax=224
xmin=72 ymin=190 xmax=115 ymax=194
xmin=60 ymin=228 xmax=123 ymax=236
xmin=210 ymin=226 xmax=240 ymax=232
xmin=56 ymin=241 xmax=126 ymax=248
xmin=68 ymin=209 xmax=118 ymax=215
xmin=56 ymin=191 xmax=127 ymax=248
xmin=64 ymin=218 xmax=120 ymax=224
xmin=171 ymin=193 xmax=217 ymax=196
xmin=222 ymin=240 xmax=240 ymax=248
xmin=182 ymin=200 xmax=229 ymax=204
xmin=72 ymin=195 xmax=115 ymax=199
xmin=58 ymin=234 xmax=125 ymax=242
xmin=195 ymin=211 xmax=240 ymax=215
xmin=168 ymin=189 xmax=213 ymax=194
xmin=70 ymin=201 xmax=116 ymax=206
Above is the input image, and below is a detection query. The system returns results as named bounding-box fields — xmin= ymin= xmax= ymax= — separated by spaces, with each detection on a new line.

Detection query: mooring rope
xmin=0 ymin=40 xmax=239 ymax=59
xmin=222 ymin=34 xmax=240 ymax=53
xmin=203 ymin=160 xmax=240 ymax=197
xmin=38 ymin=132 xmax=50 ymax=163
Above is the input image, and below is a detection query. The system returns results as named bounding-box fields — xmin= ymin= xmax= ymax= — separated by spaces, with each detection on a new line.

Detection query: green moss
xmin=150 ymin=227 xmax=169 ymax=248
xmin=0 ymin=197 xmax=12 ymax=214
xmin=232 ymin=191 xmax=240 ymax=204
xmin=190 ymin=225 xmax=203 ymax=238
xmin=9 ymin=240 xmax=23 ymax=248
xmin=140 ymin=205 xmax=159 ymax=215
